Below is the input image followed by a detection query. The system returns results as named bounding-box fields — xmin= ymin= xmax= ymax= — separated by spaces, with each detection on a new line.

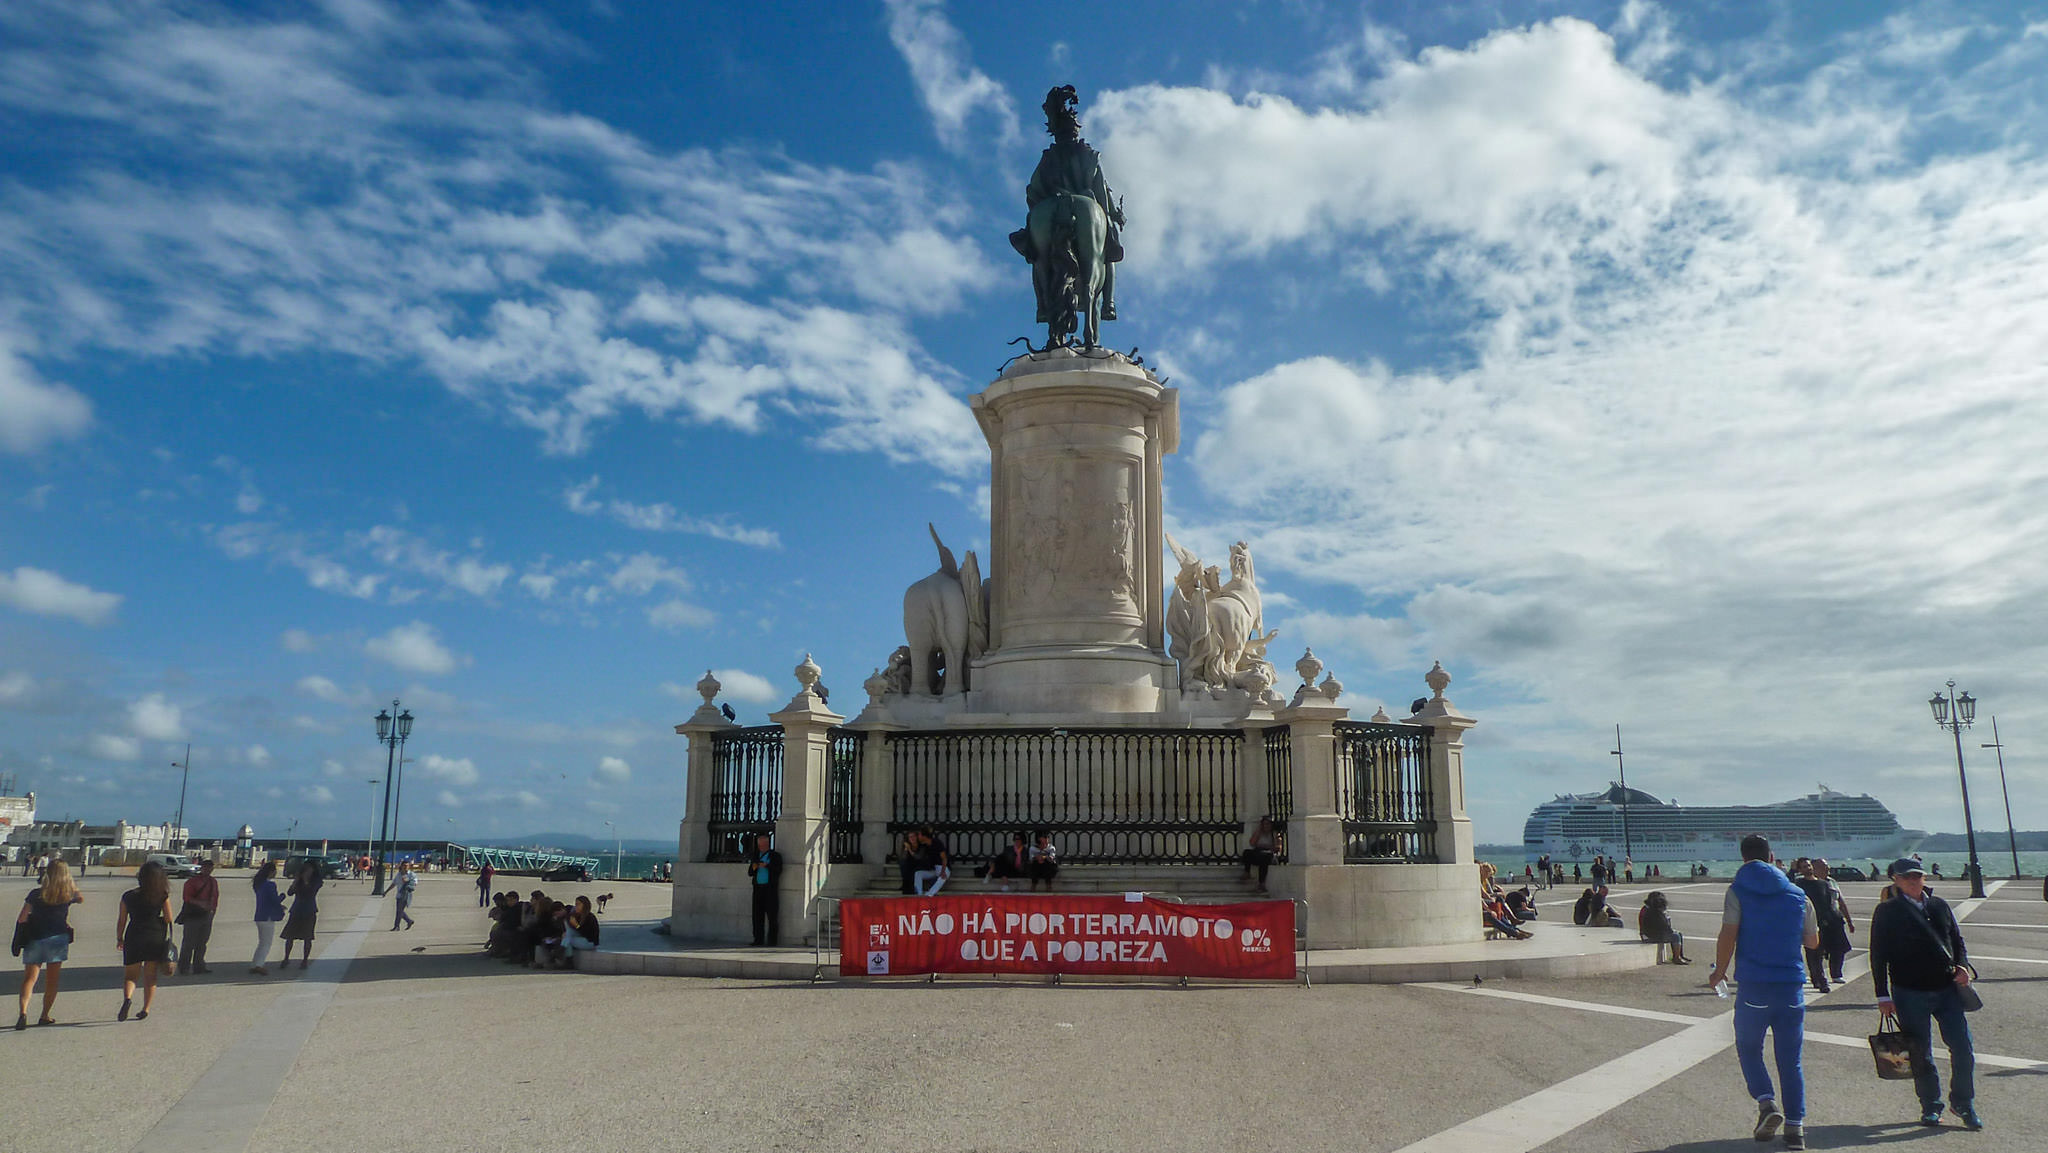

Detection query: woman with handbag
xmin=14 ymin=859 xmax=83 ymax=1029
xmin=249 ymin=860 xmax=285 ymax=975
xmin=115 ymin=860 xmax=174 ymax=1021
xmin=280 ymin=860 xmax=322 ymax=971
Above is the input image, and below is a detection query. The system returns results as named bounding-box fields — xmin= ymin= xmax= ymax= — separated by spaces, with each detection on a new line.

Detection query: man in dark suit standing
xmin=746 ymin=833 xmax=783 ymax=947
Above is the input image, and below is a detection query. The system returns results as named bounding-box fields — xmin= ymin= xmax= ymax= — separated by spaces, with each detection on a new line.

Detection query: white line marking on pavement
xmin=129 ymin=892 xmax=383 ymax=1153
xmin=1800 ymin=1028 xmax=2044 ymax=1069
xmin=1972 ymin=953 xmax=2048 ymax=964
xmin=1389 ymin=1006 xmax=1737 ymax=1153
xmin=1412 ymin=982 xmax=1704 ymax=1026
xmin=1947 ymin=922 xmax=2046 ymax=930
xmin=1392 ymin=881 xmax=2011 ymax=1152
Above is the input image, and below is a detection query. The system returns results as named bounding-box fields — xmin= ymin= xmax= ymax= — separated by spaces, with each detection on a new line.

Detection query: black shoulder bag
xmin=1899 ymin=899 xmax=1982 ymax=1012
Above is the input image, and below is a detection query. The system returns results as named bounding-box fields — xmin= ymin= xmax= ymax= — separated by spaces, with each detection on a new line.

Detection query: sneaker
xmin=1952 ymin=1106 xmax=1984 ymax=1131
xmin=1783 ymin=1123 xmax=1805 ymax=1151
xmin=1919 ymin=1108 xmax=1943 ymax=1127
xmin=1754 ymin=1100 xmax=1784 ymax=1141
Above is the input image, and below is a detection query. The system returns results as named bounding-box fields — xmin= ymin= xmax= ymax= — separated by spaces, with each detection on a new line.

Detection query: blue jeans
xmin=1892 ymin=985 xmax=1974 ymax=1111
xmin=1734 ymin=981 xmax=1806 ymax=1122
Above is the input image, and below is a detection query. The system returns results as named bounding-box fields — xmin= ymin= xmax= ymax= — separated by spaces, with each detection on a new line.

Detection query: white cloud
xmin=564 ymin=476 xmax=781 ymax=548
xmin=322 ymin=759 xmax=347 ymax=777
xmin=436 ymin=789 xmax=462 ymax=807
xmin=647 ymin=599 xmax=715 ymax=631
xmin=357 ymin=526 xmax=512 ymax=598
xmin=711 ymin=669 xmax=780 ymax=705
xmin=401 ymin=683 xmax=460 ymax=712
xmin=608 ymin=553 xmax=691 ymax=596
xmin=0 ymin=336 xmax=93 ymax=453
xmin=513 ymin=790 xmax=543 ymax=809
xmin=0 ymin=671 xmax=33 ymax=703
xmin=88 ymin=733 xmax=140 ymax=761
xmin=128 ymin=692 xmax=185 ymax=741
xmin=0 ymin=565 xmax=121 ymax=625
xmin=882 ymin=0 xmax=1020 ymax=154
xmin=518 ymin=572 xmax=557 ymax=599
xmin=364 ymin=621 xmax=466 ymax=675
xmin=299 ymin=785 xmax=335 ymax=805
xmin=280 ymin=628 xmax=318 ymax=652
xmin=595 ymin=755 xmax=630 ymax=783
xmin=295 ymin=675 xmax=363 ymax=706
xmin=246 ymin=744 xmax=271 ymax=767
xmin=420 ymin=753 xmax=479 ymax=787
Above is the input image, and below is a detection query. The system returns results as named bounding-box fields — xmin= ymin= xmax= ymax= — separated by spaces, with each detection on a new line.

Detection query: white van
xmin=141 ymin=852 xmax=198 ymax=878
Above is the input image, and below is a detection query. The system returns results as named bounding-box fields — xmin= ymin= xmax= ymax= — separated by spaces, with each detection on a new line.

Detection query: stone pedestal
xmin=968 ymin=350 xmax=1179 ymax=715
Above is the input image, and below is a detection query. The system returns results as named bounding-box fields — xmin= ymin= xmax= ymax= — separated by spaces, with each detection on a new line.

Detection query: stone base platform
xmin=579 ymin=919 xmax=1659 ymax=984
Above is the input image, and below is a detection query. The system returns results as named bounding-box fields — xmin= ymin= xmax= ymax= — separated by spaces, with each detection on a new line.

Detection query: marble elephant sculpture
xmin=902 ymin=525 xmax=985 ymax=697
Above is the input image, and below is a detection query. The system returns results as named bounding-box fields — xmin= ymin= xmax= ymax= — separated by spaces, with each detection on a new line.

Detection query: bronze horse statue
xmin=1011 ymin=86 xmax=1123 ymax=350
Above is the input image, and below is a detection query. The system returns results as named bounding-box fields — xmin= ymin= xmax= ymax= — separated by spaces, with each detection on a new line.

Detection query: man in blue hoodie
xmin=1707 ymin=835 xmax=1820 ymax=1150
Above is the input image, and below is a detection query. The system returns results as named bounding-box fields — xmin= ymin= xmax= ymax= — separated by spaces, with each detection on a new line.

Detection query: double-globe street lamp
xmin=1928 ymin=681 xmax=1987 ymax=899
xmin=371 ymin=701 xmax=415 ymax=895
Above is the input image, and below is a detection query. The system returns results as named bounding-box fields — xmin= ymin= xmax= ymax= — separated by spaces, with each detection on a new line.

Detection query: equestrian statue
xmin=1009 ymin=85 xmax=1125 ymax=350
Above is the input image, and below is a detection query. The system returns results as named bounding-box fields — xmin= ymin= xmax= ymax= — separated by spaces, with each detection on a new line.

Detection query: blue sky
xmin=3 ymin=0 xmax=2046 ymax=847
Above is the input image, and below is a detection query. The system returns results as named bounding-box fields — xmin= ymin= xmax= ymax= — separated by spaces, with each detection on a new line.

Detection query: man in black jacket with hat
xmin=1870 ymin=857 xmax=1981 ymax=1130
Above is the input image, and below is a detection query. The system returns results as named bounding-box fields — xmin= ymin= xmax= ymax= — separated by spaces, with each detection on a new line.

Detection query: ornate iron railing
xmin=826 ymin=728 xmax=863 ymax=863
xmin=1262 ymin=725 xmax=1293 ymax=863
xmin=706 ymin=725 xmax=783 ymax=862
xmin=887 ymin=728 xmax=1244 ymax=864
xmin=1334 ymin=721 xmax=1435 ymax=862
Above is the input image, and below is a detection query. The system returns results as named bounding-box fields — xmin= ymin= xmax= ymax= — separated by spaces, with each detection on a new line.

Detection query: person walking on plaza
xmin=1871 ymin=857 xmax=1982 ymax=1130
xmin=249 ymin=860 xmax=284 ymax=975
xmin=280 ymin=859 xmax=322 ymax=971
xmin=392 ymin=861 xmax=417 ymax=931
xmin=746 ymin=833 xmax=782 ymax=948
xmin=116 ymin=860 xmax=174 ymax=1021
xmin=14 ymin=859 xmax=82 ymax=1029
xmin=176 ymin=859 xmax=220 ymax=974
xmin=476 ymin=861 xmax=494 ymax=907
xmin=1707 ymin=834 xmax=1819 ymax=1150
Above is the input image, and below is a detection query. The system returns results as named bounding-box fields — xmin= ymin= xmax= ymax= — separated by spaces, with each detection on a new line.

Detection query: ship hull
xmin=1523 ymin=832 xmax=1924 ymax=865
xmin=1522 ymin=785 xmax=1923 ymax=864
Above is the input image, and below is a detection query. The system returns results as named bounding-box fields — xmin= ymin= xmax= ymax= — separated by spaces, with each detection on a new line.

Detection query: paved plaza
xmin=3 ymin=872 xmax=2043 ymax=1152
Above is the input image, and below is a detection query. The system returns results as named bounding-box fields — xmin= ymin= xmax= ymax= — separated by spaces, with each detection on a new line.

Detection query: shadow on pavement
xmin=1652 ymin=1123 xmax=1945 ymax=1151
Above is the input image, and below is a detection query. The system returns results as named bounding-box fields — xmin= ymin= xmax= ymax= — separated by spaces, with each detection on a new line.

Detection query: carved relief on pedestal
xmin=1006 ymin=456 xmax=1138 ymax=619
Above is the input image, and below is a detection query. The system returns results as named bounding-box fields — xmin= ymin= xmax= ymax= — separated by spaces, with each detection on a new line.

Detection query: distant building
xmin=15 ymin=819 xmax=189 ymax=862
xmin=0 ymin=790 xmax=34 ymax=857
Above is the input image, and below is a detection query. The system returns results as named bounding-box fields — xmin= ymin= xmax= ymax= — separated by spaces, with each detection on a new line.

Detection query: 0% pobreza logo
xmin=1239 ymin=926 xmax=1274 ymax=953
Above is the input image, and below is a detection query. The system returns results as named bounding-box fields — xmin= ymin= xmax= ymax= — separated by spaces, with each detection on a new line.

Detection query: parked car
xmin=542 ymin=864 xmax=592 ymax=883
xmin=142 ymin=852 xmax=198 ymax=878
xmin=1828 ymin=865 xmax=1868 ymax=882
xmin=284 ymin=854 xmax=351 ymax=880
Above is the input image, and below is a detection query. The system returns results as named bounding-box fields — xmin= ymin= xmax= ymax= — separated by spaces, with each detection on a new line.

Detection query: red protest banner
xmin=839 ymin=894 xmax=1295 ymax=980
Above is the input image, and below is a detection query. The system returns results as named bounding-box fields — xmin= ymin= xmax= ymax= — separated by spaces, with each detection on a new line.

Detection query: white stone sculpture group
xmin=1165 ymin=535 xmax=1280 ymax=696
xmin=898 ymin=524 xmax=987 ymax=697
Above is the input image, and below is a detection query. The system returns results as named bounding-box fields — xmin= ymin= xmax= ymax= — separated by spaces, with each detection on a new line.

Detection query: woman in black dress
xmin=115 ymin=861 xmax=173 ymax=1021
xmin=280 ymin=861 xmax=322 ymax=970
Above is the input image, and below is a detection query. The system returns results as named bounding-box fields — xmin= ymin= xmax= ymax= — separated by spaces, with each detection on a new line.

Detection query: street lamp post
xmin=1610 ymin=724 xmax=1634 ymax=864
xmin=364 ymin=778 xmax=380 ymax=881
xmin=372 ymin=701 xmax=415 ymax=895
xmin=286 ymin=818 xmax=299 ymax=857
xmin=170 ymin=743 xmax=193 ymax=851
xmin=392 ymin=753 xmax=411 ymax=872
xmin=1928 ymin=681 xmax=1988 ymax=899
xmin=605 ymin=820 xmax=622 ymax=881
xmin=1981 ymin=717 xmax=2021 ymax=881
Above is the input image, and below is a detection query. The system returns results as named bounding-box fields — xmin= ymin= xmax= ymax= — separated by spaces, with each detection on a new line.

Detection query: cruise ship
xmin=1522 ymin=784 xmax=1924 ymax=864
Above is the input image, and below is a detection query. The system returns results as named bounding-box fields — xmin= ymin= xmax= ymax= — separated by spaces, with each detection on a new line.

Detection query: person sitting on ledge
xmin=1484 ymin=889 xmax=1533 ymax=939
xmin=1027 ymin=831 xmax=1059 ymax=890
xmin=1639 ymin=890 xmax=1691 ymax=963
xmin=984 ymin=832 xmax=1030 ymax=891
xmin=913 ymin=825 xmax=951 ymax=896
xmin=1240 ymin=817 xmax=1278 ymax=894
xmin=1504 ymin=885 xmax=1538 ymax=920
xmin=1575 ymin=886 xmax=1625 ymax=928
xmin=560 ymin=895 xmax=601 ymax=967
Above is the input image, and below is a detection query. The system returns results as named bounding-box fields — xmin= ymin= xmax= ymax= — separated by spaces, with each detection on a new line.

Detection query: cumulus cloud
xmin=88 ymin=733 xmax=140 ymax=761
xmin=882 ymin=0 xmax=1020 ymax=154
xmin=246 ymin=744 xmax=271 ymax=767
xmin=295 ymin=675 xmax=363 ymax=706
xmin=436 ymin=789 xmax=462 ymax=807
xmin=300 ymin=785 xmax=335 ymax=805
xmin=420 ymin=753 xmax=479 ymax=787
xmin=595 ymin=755 xmax=630 ymax=783
xmin=0 ymin=336 xmax=92 ymax=453
xmin=607 ymin=553 xmax=692 ymax=597
xmin=0 ymin=566 xmax=121 ymax=625
xmin=280 ymin=628 xmax=318 ymax=652
xmin=711 ymin=669 xmax=780 ymax=705
xmin=0 ymin=671 xmax=33 ymax=703
xmin=365 ymin=621 xmax=466 ymax=675
xmin=647 ymin=599 xmax=715 ymax=631
xmin=564 ymin=476 xmax=780 ymax=548
xmin=128 ymin=692 xmax=185 ymax=741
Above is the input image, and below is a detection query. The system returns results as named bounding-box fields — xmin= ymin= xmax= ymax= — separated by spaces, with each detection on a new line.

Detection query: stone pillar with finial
xmin=846 ymin=665 xmax=904 ymax=868
xmin=1411 ymin=660 xmax=1477 ymax=866
xmin=674 ymin=669 xmax=738 ymax=866
xmin=1273 ymin=660 xmax=1351 ymax=868
xmin=771 ymin=654 xmax=844 ymax=943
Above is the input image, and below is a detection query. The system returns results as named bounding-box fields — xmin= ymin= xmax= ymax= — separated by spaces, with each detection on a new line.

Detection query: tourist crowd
xmin=484 ymin=889 xmax=601 ymax=968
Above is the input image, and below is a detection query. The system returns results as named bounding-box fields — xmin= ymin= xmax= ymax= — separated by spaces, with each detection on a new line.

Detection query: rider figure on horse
xmin=1010 ymin=86 xmax=1124 ymax=342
